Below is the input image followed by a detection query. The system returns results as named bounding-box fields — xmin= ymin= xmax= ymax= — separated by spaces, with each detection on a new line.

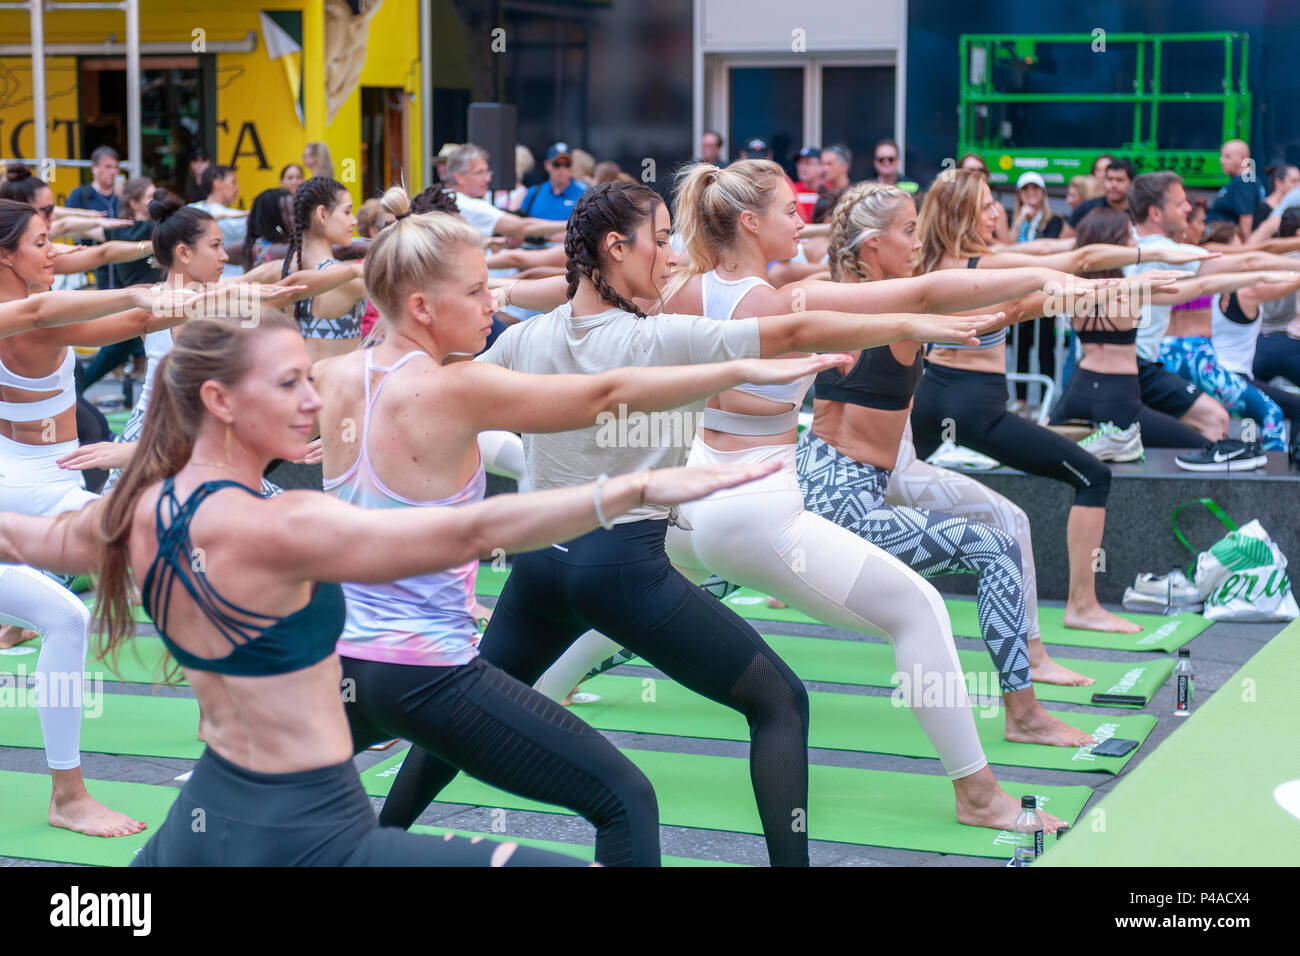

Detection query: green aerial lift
xmin=958 ymin=32 xmax=1250 ymax=189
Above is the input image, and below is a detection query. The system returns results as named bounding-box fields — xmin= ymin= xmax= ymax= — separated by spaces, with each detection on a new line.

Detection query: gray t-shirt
xmin=1124 ymin=233 xmax=1204 ymax=362
xmin=1259 ymin=251 xmax=1300 ymax=333
xmin=476 ymin=302 xmax=761 ymax=523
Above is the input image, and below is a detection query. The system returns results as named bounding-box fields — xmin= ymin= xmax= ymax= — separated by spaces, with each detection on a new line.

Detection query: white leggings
xmin=888 ymin=422 xmax=1041 ymax=642
xmin=662 ymin=439 xmax=986 ymax=780
xmin=0 ymin=564 xmax=92 ymax=769
xmin=0 ymin=434 xmax=99 ymax=771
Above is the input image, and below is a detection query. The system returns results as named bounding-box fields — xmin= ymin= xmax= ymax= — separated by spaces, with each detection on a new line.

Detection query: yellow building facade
xmin=0 ymin=0 xmax=424 ymax=208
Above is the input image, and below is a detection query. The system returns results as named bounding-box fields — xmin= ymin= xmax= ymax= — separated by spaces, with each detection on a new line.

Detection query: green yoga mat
xmin=0 ymin=771 xmax=175 ymax=866
xmin=0 ymin=637 xmax=180 ymax=686
xmin=364 ymin=747 xmax=1092 ymax=859
xmin=472 ymin=565 xmax=1210 ymax=652
xmin=573 ymin=674 xmax=1152 ymax=774
xmin=104 ymin=409 xmax=131 ymax=434
xmin=409 ymin=825 xmax=740 ymax=867
xmin=0 ymin=690 xmax=201 ymax=760
xmin=623 ymin=633 xmax=1175 ymax=708
xmin=1041 ymin=618 xmax=1300 ymax=867
xmin=0 ymin=770 xmax=723 ymax=868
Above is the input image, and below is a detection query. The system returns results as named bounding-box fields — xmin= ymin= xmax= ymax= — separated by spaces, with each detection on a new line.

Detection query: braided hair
xmin=827 ymin=181 xmax=912 ymax=283
xmin=281 ymin=176 xmax=347 ymax=322
xmin=563 ymin=182 xmax=662 ymax=318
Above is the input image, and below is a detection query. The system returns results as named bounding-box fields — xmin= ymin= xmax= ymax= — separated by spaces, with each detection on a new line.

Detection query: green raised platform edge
xmin=1040 ymin=618 xmax=1300 ymax=866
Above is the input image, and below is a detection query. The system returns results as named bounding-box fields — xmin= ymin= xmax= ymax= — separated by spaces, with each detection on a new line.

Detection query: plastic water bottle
xmin=1174 ymin=648 xmax=1193 ymax=717
xmin=1013 ymin=795 xmax=1044 ymax=866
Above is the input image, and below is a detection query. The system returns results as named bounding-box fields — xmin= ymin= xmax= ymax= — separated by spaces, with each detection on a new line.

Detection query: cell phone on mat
xmin=1091 ymin=737 xmax=1138 ymax=757
xmin=1090 ymin=692 xmax=1146 ymax=706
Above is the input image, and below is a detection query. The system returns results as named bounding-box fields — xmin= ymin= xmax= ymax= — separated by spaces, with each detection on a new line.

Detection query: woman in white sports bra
xmin=0 ymin=197 xmax=214 ymax=838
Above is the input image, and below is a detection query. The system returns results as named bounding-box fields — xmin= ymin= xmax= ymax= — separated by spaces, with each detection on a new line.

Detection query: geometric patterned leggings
xmin=796 ymin=431 xmax=1032 ymax=693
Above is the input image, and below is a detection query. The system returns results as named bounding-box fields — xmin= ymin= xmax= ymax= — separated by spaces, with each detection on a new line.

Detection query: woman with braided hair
xmin=281 ymin=176 xmax=369 ymax=362
xmin=374 ymin=180 xmax=1040 ymax=862
xmin=311 ymin=184 xmax=843 ymax=864
xmin=797 ymin=182 xmax=1098 ymax=748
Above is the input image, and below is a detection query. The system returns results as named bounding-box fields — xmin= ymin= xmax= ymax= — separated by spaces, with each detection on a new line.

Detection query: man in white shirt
xmin=1127 ymin=170 xmax=1300 ymax=442
xmin=446 ymin=144 xmax=569 ymax=244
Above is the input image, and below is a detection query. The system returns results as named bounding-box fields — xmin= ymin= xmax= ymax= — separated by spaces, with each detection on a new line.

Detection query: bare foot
xmin=1063 ymin=604 xmax=1141 ymax=634
xmin=0 ymin=625 xmax=38 ymax=648
xmin=955 ymin=778 xmax=1067 ymax=833
xmin=49 ymin=791 xmax=147 ymax=838
xmin=1004 ymin=703 xmax=1097 ymax=748
xmin=1029 ymin=655 xmax=1095 ymax=687
xmin=766 ymin=596 xmax=787 ymax=609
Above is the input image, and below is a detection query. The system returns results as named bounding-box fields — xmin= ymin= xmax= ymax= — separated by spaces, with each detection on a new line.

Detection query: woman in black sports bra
xmin=0 ymin=310 xmax=776 ymax=866
xmin=1051 ymin=206 xmax=1294 ymax=447
xmin=797 ymin=182 xmax=1098 ymax=748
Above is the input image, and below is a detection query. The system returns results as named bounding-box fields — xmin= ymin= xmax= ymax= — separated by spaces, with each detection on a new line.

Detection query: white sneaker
xmin=1132 ymin=570 xmax=1202 ymax=604
xmin=925 ymin=441 xmax=1000 ymax=470
xmin=1078 ymin=422 xmax=1144 ymax=462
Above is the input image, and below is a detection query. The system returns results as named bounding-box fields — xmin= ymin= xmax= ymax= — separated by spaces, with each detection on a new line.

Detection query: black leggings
xmin=1014 ymin=315 xmax=1056 ymax=400
xmin=911 ymin=363 xmax=1112 ymax=507
xmin=344 ymin=654 xmax=660 ymax=866
xmin=1251 ymin=375 xmax=1300 ymax=425
xmin=1050 ymin=367 xmax=1209 ymax=449
xmin=379 ymin=519 xmax=811 ymax=866
xmin=132 ymin=745 xmax=581 ymax=866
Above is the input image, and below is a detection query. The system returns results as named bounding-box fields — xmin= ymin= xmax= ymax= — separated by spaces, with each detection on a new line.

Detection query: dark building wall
xmin=905 ymin=0 xmax=1300 ymax=189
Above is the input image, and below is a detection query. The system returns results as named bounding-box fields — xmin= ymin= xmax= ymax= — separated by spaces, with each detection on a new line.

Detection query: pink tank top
xmin=324 ymin=350 xmax=485 ymax=666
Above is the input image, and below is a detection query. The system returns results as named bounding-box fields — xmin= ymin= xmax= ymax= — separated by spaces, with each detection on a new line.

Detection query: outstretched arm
xmin=251 ymin=462 xmax=779 ymax=585
xmin=52 ymin=240 xmax=152 ymax=275
xmin=0 ymin=285 xmax=183 ymax=339
xmin=455 ymin=353 xmax=848 ymax=434
xmin=0 ymin=503 xmax=102 ymax=576
xmin=787 ymin=266 xmax=1073 ymax=315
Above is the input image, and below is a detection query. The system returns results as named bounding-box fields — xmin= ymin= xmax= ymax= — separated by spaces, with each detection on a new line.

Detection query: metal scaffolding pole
xmin=30 ymin=0 xmax=48 ymax=167
xmin=125 ymin=0 xmax=141 ymax=174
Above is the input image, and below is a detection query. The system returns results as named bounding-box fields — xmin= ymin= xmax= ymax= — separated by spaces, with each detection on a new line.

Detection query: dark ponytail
xmin=282 ymin=176 xmax=347 ymax=323
xmin=0 ymin=164 xmax=44 ymax=206
xmin=563 ymin=182 xmax=662 ymax=318
xmin=243 ymin=187 xmax=290 ymax=271
xmin=147 ymin=189 xmax=213 ymax=271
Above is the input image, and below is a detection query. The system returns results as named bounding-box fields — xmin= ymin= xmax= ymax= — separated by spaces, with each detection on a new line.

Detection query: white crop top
xmin=0 ymin=346 xmax=76 ymax=422
xmin=701 ymin=271 xmax=812 ymax=406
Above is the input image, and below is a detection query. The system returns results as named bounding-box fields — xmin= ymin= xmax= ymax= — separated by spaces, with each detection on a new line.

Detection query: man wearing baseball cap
xmin=793 ymin=146 xmax=824 ymax=222
xmin=517 ymin=142 xmax=588 ymax=225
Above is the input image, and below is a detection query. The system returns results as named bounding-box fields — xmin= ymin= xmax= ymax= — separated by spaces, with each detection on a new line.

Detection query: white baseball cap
xmin=1016 ymin=171 xmax=1046 ymax=190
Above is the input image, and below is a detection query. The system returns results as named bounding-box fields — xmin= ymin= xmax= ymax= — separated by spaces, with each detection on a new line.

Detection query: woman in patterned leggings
xmin=797 ymin=182 xmax=1096 ymax=748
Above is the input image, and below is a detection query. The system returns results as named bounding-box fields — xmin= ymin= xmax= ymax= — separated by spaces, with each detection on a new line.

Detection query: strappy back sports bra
xmin=141 ymin=478 xmax=344 ymax=676
xmin=298 ymin=258 xmax=366 ymax=341
xmin=1075 ymin=301 xmax=1139 ymax=345
xmin=0 ymin=346 xmax=76 ymax=422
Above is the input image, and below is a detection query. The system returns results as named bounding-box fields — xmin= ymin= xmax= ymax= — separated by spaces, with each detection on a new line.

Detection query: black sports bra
xmin=1218 ymin=291 xmax=1254 ymax=325
xmin=815 ymin=344 xmax=924 ymax=411
xmin=1075 ymin=300 xmax=1138 ymax=345
xmin=141 ymin=478 xmax=345 ymax=677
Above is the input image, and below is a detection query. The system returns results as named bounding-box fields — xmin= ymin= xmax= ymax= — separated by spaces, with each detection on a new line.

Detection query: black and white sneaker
xmin=1175 ymin=439 xmax=1268 ymax=472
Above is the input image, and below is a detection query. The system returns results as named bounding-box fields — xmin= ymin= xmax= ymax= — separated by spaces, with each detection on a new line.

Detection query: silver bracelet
xmin=593 ymin=473 xmax=614 ymax=530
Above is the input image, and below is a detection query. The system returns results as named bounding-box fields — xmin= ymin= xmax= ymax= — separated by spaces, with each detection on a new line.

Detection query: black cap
xmin=1021 ymin=795 xmax=1037 ymax=809
xmin=1178 ymin=648 xmax=1190 ymax=656
xmin=1056 ymin=825 xmax=1070 ymax=840
xmin=745 ymin=138 xmax=769 ymax=154
xmin=796 ymin=146 xmax=822 ymax=160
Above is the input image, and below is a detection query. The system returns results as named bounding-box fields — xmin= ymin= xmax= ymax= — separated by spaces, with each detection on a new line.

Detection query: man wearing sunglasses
xmin=518 ymin=142 xmax=589 ymax=227
xmin=65 ymin=145 xmax=123 ymax=290
xmin=869 ymin=138 xmax=918 ymax=194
